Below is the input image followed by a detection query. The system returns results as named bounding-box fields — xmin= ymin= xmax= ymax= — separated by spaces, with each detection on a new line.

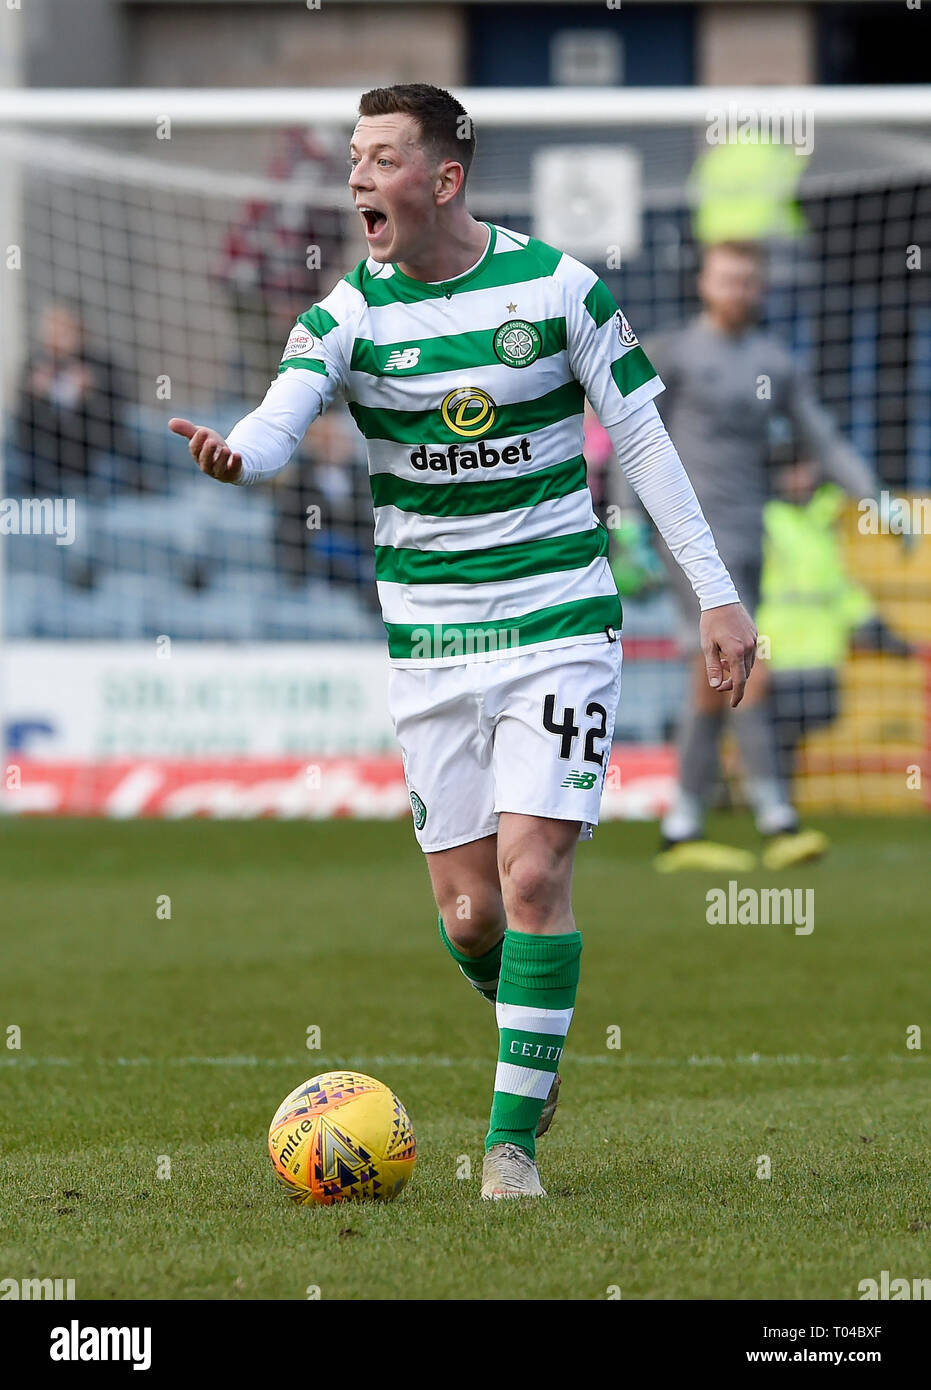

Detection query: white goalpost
xmin=0 ymin=84 xmax=929 ymax=125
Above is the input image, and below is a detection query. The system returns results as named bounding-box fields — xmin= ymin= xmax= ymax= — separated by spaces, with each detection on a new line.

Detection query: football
xmin=267 ymin=1070 xmax=417 ymax=1206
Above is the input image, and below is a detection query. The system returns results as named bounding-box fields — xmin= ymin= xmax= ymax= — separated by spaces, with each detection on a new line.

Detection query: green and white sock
xmin=486 ymin=928 xmax=582 ymax=1160
xmin=438 ymin=911 xmax=502 ymax=1005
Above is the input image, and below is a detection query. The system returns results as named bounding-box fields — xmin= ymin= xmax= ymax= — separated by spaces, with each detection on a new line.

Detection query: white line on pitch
xmin=0 ymin=1053 xmax=924 ymax=1069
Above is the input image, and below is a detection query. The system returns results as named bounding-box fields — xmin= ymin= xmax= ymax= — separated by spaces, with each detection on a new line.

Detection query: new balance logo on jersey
xmin=384 ymin=348 xmax=421 ymax=370
xmin=561 ymin=771 xmax=598 ymax=790
xmin=409 ymin=438 xmax=532 ymax=477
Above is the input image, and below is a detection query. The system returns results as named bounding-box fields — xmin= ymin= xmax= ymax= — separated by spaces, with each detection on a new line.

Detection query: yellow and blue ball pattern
xmin=268 ymin=1070 xmax=416 ymax=1206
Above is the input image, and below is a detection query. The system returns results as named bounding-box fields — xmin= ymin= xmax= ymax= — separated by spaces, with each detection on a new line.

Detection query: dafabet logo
xmin=440 ymin=386 xmax=497 ymax=437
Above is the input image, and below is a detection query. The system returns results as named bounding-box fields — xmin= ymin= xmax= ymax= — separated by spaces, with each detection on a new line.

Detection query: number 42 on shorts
xmin=542 ymin=694 xmax=608 ymax=789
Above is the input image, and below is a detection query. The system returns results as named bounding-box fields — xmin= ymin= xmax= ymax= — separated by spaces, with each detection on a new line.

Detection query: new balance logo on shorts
xmin=561 ymin=770 xmax=598 ymax=790
xmin=384 ymin=347 xmax=421 ymax=370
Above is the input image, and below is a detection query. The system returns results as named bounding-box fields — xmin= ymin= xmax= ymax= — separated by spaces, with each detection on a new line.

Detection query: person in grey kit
xmin=648 ymin=241 xmax=877 ymax=872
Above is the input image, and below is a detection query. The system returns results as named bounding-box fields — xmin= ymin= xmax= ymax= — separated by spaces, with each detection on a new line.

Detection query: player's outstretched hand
xmin=169 ymin=417 xmax=243 ymax=484
xmin=699 ymin=602 xmax=758 ymax=708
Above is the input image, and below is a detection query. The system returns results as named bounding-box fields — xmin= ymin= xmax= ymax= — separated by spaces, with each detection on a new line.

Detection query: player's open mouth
xmin=358 ymin=206 xmax=388 ymax=238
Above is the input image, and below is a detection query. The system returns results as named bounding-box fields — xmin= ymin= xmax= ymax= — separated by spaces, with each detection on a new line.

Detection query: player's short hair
xmin=702 ymin=240 xmax=766 ymax=269
xmin=358 ymin=83 xmax=475 ymax=186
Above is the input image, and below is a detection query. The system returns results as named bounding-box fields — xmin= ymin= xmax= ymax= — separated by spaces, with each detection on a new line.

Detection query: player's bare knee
xmin=438 ymin=892 xmax=504 ymax=955
xmin=499 ymin=852 xmax=569 ymax=929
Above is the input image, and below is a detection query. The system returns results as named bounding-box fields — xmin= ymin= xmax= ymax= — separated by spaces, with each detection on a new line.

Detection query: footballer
xmin=170 ymin=84 xmax=756 ymax=1200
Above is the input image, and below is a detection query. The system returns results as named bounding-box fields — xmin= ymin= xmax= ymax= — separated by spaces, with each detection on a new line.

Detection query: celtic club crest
xmin=493 ymin=319 xmax=543 ymax=368
xmin=409 ymin=790 xmax=427 ymax=831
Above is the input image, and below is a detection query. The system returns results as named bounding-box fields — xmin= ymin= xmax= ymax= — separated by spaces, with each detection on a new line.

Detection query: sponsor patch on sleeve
xmin=281 ymin=324 xmax=316 ymax=361
xmin=615 ymin=311 xmax=638 ymax=348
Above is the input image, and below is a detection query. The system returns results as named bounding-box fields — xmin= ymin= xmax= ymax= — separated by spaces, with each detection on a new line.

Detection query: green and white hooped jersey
xmin=276 ymin=223 xmax=664 ymax=665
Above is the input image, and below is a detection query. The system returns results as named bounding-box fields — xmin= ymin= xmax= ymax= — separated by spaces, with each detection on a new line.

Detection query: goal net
xmin=1 ymin=89 xmax=929 ymax=817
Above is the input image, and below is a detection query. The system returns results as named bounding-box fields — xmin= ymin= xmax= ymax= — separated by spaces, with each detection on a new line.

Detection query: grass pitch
xmin=1 ymin=814 xmax=928 ymax=1301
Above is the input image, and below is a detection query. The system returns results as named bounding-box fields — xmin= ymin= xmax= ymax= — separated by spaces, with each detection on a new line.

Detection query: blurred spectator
xmin=12 ymin=302 xmax=133 ymax=498
xmin=756 ymin=461 xmax=913 ymax=782
xmin=215 ymin=128 xmax=348 ymax=401
xmin=270 ymin=407 xmax=377 ymax=610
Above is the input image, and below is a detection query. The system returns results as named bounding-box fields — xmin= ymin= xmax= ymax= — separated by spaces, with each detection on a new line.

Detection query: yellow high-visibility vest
xmin=690 ymin=139 xmax=808 ymax=244
xmin=757 ymin=486 xmax=873 ymax=671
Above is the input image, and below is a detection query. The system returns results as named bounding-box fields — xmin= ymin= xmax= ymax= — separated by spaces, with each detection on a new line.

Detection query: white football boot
xmin=481 ymin=1143 xmax=547 ymax=1200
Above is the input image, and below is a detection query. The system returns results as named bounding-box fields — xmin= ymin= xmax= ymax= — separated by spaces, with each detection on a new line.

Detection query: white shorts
xmin=388 ymin=637 xmax=623 ymax=854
